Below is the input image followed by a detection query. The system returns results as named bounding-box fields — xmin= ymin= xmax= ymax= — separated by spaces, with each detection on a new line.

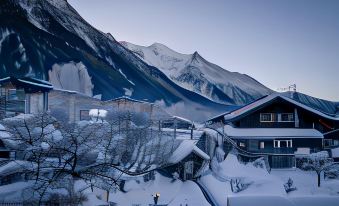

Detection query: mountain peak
xmin=121 ymin=41 xmax=272 ymax=105
xmin=149 ymin=42 xmax=172 ymax=51
xmin=192 ymin=51 xmax=201 ymax=58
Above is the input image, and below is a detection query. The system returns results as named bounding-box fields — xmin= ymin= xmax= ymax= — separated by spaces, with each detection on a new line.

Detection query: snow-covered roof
xmin=0 ymin=161 xmax=34 ymax=177
xmin=173 ymin=116 xmax=193 ymax=123
xmin=0 ymin=124 xmax=11 ymax=140
xmin=17 ymin=78 xmax=53 ymax=89
xmin=283 ymin=92 xmax=339 ymax=116
xmin=0 ymin=131 xmax=11 ymax=139
xmin=224 ymin=125 xmax=323 ymax=139
xmin=169 ymin=140 xmax=210 ymax=164
xmin=107 ymin=96 xmax=152 ymax=104
xmin=223 ymin=92 xmax=339 ymax=122
xmin=331 ymin=147 xmax=339 ymax=158
xmin=0 ymin=76 xmax=53 ymax=92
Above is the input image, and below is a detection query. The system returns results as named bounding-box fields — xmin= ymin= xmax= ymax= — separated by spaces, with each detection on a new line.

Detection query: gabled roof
xmin=206 ymin=96 xmax=265 ymax=123
xmin=0 ymin=76 xmax=53 ymax=93
xmin=223 ymin=92 xmax=339 ymax=122
xmin=283 ymin=92 xmax=339 ymax=116
xmin=168 ymin=139 xmax=210 ymax=164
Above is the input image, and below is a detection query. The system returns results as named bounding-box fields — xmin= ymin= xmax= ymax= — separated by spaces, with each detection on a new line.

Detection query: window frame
xmin=239 ymin=142 xmax=246 ymax=148
xmin=80 ymin=110 xmax=90 ymax=121
xmin=260 ymin=141 xmax=265 ymax=149
xmin=280 ymin=113 xmax=294 ymax=122
xmin=274 ymin=139 xmax=292 ymax=148
xmin=260 ymin=113 xmax=274 ymax=122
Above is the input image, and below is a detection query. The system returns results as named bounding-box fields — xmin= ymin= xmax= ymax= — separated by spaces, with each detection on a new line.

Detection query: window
xmin=274 ymin=140 xmax=292 ymax=148
xmin=239 ymin=142 xmax=246 ymax=148
xmin=323 ymin=139 xmax=333 ymax=147
xmin=260 ymin=142 xmax=265 ymax=149
xmin=249 ymin=140 xmax=259 ymax=151
xmin=323 ymin=139 xmax=339 ymax=147
xmin=7 ymin=89 xmax=25 ymax=101
xmin=260 ymin=113 xmax=295 ymax=123
xmin=184 ymin=161 xmax=194 ymax=180
xmin=80 ymin=110 xmax=90 ymax=121
xmin=260 ymin=113 xmax=274 ymax=122
xmin=281 ymin=113 xmax=294 ymax=122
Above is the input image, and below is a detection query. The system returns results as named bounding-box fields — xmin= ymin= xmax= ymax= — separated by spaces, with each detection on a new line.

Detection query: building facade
xmin=0 ymin=77 xmax=52 ymax=118
xmin=207 ymin=92 xmax=339 ymax=168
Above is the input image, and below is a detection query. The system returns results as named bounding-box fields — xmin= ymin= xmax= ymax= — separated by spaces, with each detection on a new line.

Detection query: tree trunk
xmin=317 ymin=172 xmax=321 ymax=187
xmin=106 ymin=190 xmax=109 ymax=202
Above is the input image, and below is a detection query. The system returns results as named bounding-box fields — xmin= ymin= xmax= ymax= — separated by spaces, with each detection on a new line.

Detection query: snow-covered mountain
xmin=0 ymin=0 xmax=238 ymax=121
xmin=121 ymin=42 xmax=272 ymax=105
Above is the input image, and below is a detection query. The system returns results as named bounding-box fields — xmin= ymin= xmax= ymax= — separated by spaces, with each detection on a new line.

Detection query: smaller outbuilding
xmin=164 ymin=140 xmax=210 ymax=181
xmin=0 ymin=76 xmax=53 ymax=118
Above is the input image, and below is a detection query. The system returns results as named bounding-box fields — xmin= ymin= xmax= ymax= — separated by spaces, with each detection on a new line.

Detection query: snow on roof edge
xmin=223 ymin=93 xmax=339 ymax=122
xmin=169 ymin=140 xmax=210 ymax=164
xmin=224 ymin=125 xmax=324 ymax=139
xmin=193 ymin=146 xmax=210 ymax=160
xmin=17 ymin=79 xmax=53 ymax=89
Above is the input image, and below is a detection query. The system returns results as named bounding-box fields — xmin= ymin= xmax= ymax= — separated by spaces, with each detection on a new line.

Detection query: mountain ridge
xmin=0 ymin=0 xmax=238 ymax=121
xmin=120 ymin=41 xmax=273 ymax=105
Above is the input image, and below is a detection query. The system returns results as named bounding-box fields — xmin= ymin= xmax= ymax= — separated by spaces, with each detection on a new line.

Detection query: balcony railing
xmin=272 ymin=147 xmax=295 ymax=154
xmin=248 ymin=147 xmax=295 ymax=154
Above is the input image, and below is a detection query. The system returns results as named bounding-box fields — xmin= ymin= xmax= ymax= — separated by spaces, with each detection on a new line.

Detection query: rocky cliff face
xmin=0 ymin=0 xmax=237 ymax=121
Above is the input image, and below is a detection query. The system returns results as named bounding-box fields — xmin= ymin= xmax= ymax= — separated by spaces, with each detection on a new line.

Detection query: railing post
xmin=174 ymin=118 xmax=177 ymax=139
xmin=191 ymin=124 xmax=193 ymax=140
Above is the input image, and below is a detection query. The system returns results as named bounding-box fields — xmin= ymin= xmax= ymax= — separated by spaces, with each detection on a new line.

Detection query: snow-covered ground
xmin=80 ymin=172 xmax=210 ymax=206
xmin=199 ymin=154 xmax=339 ymax=206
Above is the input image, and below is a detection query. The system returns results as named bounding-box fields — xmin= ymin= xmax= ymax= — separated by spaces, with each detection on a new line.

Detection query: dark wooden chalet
xmin=207 ymin=92 xmax=339 ymax=168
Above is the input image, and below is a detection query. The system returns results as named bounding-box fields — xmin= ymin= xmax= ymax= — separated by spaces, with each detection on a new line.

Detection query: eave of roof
xmin=224 ymin=125 xmax=324 ymax=139
xmin=0 ymin=76 xmax=53 ymax=92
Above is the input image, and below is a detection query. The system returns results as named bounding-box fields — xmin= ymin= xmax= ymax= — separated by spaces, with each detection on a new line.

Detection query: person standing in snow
xmin=153 ymin=193 xmax=160 ymax=205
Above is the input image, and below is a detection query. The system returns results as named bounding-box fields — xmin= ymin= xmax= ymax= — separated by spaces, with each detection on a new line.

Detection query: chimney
xmin=289 ymin=84 xmax=297 ymax=99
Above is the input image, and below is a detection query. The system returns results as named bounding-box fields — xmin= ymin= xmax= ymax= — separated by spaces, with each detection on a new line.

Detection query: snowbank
xmin=200 ymin=154 xmax=285 ymax=205
xmin=331 ymin=147 xmax=339 ymax=158
xmin=108 ymin=172 xmax=209 ymax=206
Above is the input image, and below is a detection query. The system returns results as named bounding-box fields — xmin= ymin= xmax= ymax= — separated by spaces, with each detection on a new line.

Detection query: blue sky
xmin=69 ymin=0 xmax=339 ymax=101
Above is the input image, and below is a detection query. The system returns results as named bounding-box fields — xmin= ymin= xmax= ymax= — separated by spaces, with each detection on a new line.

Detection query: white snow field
xmin=199 ymin=154 xmax=339 ymax=206
xmin=78 ymin=172 xmax=210 ymax=206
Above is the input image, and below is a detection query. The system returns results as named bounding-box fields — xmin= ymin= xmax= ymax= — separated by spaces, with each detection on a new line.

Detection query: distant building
xmin=0 ymin=76 xmax=53 ymax=118
xmin=48 ymin=90 xmax=172 ymax=122
xmin=207 ymin=92 xmax=339 ymax=168
xmin=162 ymin=116 xmax=194 ymax=130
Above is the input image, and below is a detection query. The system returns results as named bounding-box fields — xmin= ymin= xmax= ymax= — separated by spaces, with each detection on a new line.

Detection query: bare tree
xmin=300 ymin=151 xmax=333 ymax=187
xmin=0 ymin=110 xmax=179 ymax=203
